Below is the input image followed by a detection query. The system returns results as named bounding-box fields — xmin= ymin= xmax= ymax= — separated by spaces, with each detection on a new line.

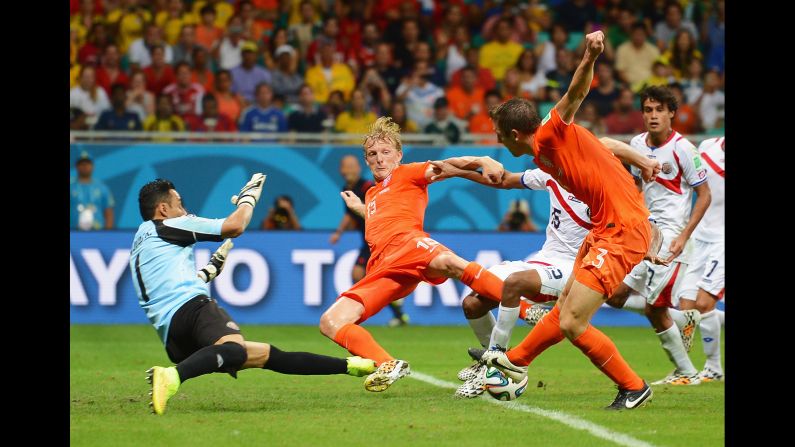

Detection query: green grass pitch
xmin=71 ymin=324 xmax=724 ymax=446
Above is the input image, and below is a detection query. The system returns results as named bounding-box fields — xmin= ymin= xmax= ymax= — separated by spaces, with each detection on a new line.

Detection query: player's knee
xmin=501 ymin=273 xmax=526 ymax=306
xmin=695 ymin=300 xmax=713 ymax=314
xmin=318 ymin=312 xmax=338 ymax=338
xmin=559 ymin=313 xmax=585 ymax=339
xmin=220 ymin=341 xmax=248 ymax=374
xmin=462 ymin=294 xmax=489 ymax=319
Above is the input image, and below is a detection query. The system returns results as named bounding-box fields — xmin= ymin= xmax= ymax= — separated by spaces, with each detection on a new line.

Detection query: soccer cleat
xmin=364 ymin=359 xmax=411 ymax=392
xmin=679 ymin=309 xmax=702 ymax=353
xmin=387 ymin=313 xmax=410 ymax=327
xmin=480 ymin=349 xmax=527 ymax=382
xmin=147 ymin=366 xmax=181 ymax=415
xmin=697 ymin=367 xmax=724 ymax=383
xmin=606 ymin=381 xmax=653 ymax=410
xmin=467 ymin=347 xmax=486 ymax=362
xmin=346 ymin=356 xmax=377 ymax=377
xmin=524 ymin=304 xmax=551 ymax=326
xmin=457 ymin=362 xmax=486 ymax=382
xmin=454 ymin=371 xmax=487 ymax=398
xmin=651 ymin=370 xmax=701 ymax=386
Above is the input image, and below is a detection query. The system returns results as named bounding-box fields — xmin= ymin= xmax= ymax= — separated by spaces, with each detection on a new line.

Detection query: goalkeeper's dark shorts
xmin=165 ymin=295 xmax=241 ymax=363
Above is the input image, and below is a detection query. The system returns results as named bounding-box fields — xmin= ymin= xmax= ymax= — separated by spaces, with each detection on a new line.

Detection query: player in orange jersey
xmin=319 ymin=116 xmax=509 ymax=392
xmin=481 ymin=31 xmax=666 ymax=410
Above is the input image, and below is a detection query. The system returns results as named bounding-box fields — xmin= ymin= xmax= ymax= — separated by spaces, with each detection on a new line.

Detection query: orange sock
xmin=571 ymin=325 xmax=644 ymax=391
xmin=519 ymin=301 xmax=531 ymax=320
xmin=333 ymin=323 xmax=394 ymax=365
xmin=507 ymin=305 xmax=565 ymax=366
xmin=460 ymin=262 xmax=503 ymax=302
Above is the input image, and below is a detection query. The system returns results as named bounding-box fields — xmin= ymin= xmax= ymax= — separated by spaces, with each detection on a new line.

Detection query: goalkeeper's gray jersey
xmin=130 ymin=215 xmax=225 ymax=344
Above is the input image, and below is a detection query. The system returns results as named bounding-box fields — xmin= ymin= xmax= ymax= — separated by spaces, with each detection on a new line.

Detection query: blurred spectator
xmin=575 ymin=101 xmax=606 ymax=135
xmin=143 ymin=94 xmax=186 ymax=131
xmin=373 ymin=43 xmax=404 ymax=95
xmin=392 ymin=18 xmax=423 ymax=70
xmin=441 ymin=24 xmax=470 ymax=82
xmin=261 ymin=195 xmax=302 ymax=230
xmin=143 ymin=45 xmax=176 ymax=95
xmin=95 ymin=44 xmax=130 ymax=95
xmin=335 ymin=89 xmax=377 ymax=134
xmin=681 ymin=58 xmax=704 ymax=105
xmin=239 ymin=83 xmax=287 ymax=132
xmin=607 ymin=7 xmax=637 ymax=48
xmin=469 ymin=89 xmax=503 ymax=134
xmin=70 ymin=66 xmax=111 ymax=127
xmin=694 ymin=70 xmax=724 ymax=131
xmin=155 ymin=0 xmax=198 ymax=45
xmin=424 ymin=97 xmax=465 ymax=144
xmin=271 ymin=45 xmax=303 ymax=104
xmin=106 ymin=0 xmax=152 ymax=54
xmin=214 ymin=70 xmax=245 ymax=122
xmin=304 ymin=41 xmax=356 ymax=103
xmin=190 ymin=46 xmax=215 ymax=92
xmin=195 ymin=4 xmax=223 ymax=50
xmin=446 ymin=66 xmax=485 ymax=121
xmin=479 ymin=18 xmax=524 ymax=82
xmin=545 ymin=48 xmax=576 ymax=99
xmin=500 ymin=67 xmax=531 ymax=101
xmin=71 ymin=0 xmax=104 ymax=45
xmin=587 ymin=61 xmax=620 ymax=117
xmin=163 ymin=62 xmax=205 ymax=116
xmin=70 ymin=107 xmax=90 ymax=131
xmin=615 ymin=23 xmax=660 ymax=91
xmin=263 ymin=27 xmax=291 ymax=71
xmin=289 ymin=1 xmax=322 ymax=56
xmin=604 ymin=87 xmax=645 ymax=135
xmin=434 ymin=3 xmax=465 ymax=46
xmin=217 ymin=16 xmax=247 ymax=70
xmin=306 ymin=17 xmax=348 ymax=66
xmin=95 ymin=84 xmax=143 ymax=131
xmin=703 ymin=0 xmax=725 ymax=73
xmin=669 ymin=83 xmax=700 ymax=135
xmin=231 ymin=41 xmax=272 ymax=104
xmin=337 ymin=1 xmax=365 ymax=62
xmin=642 ymin=0 xmax=668 ymax=30
xmin=654 ymin=2 xmax=698 ymax=51
xmin=481 ymin=9 xmax=530 ymax=44
xmin=450 ymin=47 xmax=496 ymax=92
xmin=184 ymin=93 xmax=237 ymax=131
xmin=70 ymin=151 xmax=115 ymax=231
xmin=498 ymin=199 xmax=538 ymax=232
xmin=663 ymin=29 xmax=702 ymax=80
xmin=172 ymin=24 xmax=200 ymax=66
xmin=191 ymin=0 xmax=234 ymax=28
xmin=352 ymin=22 xmax=380 ymax=73
xmin=288 ymin=84 xmax=326 ymax=132
xmin=323 ymin=90 xmax=347 ymax=129
xmin=414 ymin=41 xmax=446 ymax=87
xmin=78 ymin=23 xmax=111 ymax=67
xmin=358 ymin=68 xmax=393 ymax=116
xmin=285 ymin=0 xmax=325 ymax=27
xmin=238 ymin=0 xmax=272 ymax=43
xmin=396 ymin=60 xmax=444 ymax=129
xmin=555 ymin=0 xmax=598 ymax=33
xmin=537 ymin=23 xmax=569 ymax=75
xmin=389 ymin=101 xmax=418 ymax=133
xmin=641 ymin=58 xmax=676 ymax=89
xmin=126 ymin=71 xmax=156 ymax=120
xmin=129 ymin=24 xmax=174 ymax=69
xmin=516 ymin=49 xmax=548 ymax=101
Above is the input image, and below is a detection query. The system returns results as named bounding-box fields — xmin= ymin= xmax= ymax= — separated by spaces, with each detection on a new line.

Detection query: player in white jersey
xmin=604 ymin=86 xmax=712 ymax=386
xmin=675 ymin=136 xmax=725 ymax=382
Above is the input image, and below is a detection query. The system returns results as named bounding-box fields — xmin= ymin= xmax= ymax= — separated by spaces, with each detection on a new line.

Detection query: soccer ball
xmin=484 ymin=366 xmax=528 ymax=401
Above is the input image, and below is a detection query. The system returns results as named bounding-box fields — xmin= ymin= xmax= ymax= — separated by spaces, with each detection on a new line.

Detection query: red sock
xmin=507 ymin=305 xmax=565 ymax=366
xmin=333 ymin=323 xmax=394 ymax=365
xmin=460 ymin=262 xmax=503 ymax=302
xmin=571 ymin=325 xmax=645 ymax=391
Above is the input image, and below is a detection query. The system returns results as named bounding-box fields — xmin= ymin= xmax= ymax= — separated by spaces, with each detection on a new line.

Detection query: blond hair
xmin=363 ymin=116 xmax=403 ymax=153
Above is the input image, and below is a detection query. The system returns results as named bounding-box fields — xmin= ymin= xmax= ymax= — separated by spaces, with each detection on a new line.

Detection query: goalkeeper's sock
xmin=175 ymin=342 xmax=247 ymax=382
xmin=572 ymin=325 xmax=645 ymax=391
xmin=460 ymin=262 xmax=503 ymax=302
xmin=389 ymin=299 xmax=405 ymax=319
xmin=263 ymin=345 xmax=347 ymax=375
xmin=507 ymin=305 xmax=564 ymax=366
xmin=467 ymin=312 xmax=496 ymax=348
xmin=488 ymin=304 xmax=520 ymax=350
xmin=333 ymin=323 xmax=394 ymax=365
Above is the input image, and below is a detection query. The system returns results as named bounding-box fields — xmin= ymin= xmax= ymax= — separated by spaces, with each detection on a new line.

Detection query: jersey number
xmin=367 ymin=199 xmax=376 ymax=216
xmin=551 ymin=207 xmax=562 ymax=229
xmin=592 ymin=248 xmax=608 ymax=269
xmin=706 ymin=260 xmax=719 ymax=277
xmin=647 ymin=269 xmax=655 ymax=287
xmin=548 ymin=268 xmax=563 ymax=279
xmin=416 ymin=237 xmax=440 ymax=251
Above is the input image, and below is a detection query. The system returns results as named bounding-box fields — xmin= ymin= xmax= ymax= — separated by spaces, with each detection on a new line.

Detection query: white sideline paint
xmin=409 ymin=371 xmax=658 ymax=447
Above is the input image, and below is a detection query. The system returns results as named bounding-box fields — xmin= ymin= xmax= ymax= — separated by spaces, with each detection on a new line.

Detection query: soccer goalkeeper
xmin=132 ymin=175 xmax=376 ymax=415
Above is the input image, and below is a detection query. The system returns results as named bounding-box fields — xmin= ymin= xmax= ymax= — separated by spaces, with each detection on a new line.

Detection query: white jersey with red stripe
xmin=629 ymin=131 xmax=708 ymax=236
xmin=692 ymin=137 xmax=725 ymax=243
xmin=520 ymin=168 xmax=592 ymax=260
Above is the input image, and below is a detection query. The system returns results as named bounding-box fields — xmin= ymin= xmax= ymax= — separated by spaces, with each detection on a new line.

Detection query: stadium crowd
xmin=70 ymin=0 xmax=725 ymax=140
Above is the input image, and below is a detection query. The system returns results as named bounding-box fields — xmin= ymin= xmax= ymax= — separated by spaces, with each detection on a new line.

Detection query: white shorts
xmin=677 ymin=238 xmax=725 ymax=300
xmin=485 ymin=253 xmax=574 ymax=305
xmin=622 ymin=228 xmax=693 ymax=307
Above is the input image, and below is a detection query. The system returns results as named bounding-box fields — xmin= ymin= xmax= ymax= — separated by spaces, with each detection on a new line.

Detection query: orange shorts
xmin=339 ymin=233 xmax=451 ymax=323
xmin=574 ymin=220 xmax=651 ymax=297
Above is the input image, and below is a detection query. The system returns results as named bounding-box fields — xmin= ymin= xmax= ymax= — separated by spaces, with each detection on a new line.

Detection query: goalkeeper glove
xmin=231 ymin=173 xmax=267 ymax=209
xmin=198 ymin=239 xmax=234 ymax=283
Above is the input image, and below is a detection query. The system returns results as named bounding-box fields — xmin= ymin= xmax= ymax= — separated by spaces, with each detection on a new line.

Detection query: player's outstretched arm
xmin=665 ymin=182 xmax=711 ymax=263
xmin=599 ymin=137 xmax=661 ymax=182
xmin=426 ymin=156 xmax=504 ymax=184
xmin=222 ymin=173 xmax=266 ymax=237
xmin=340 ymin=191 xmax=366 ymax=218
xmin=555 ymin=31 xmax=604 ymax=124
xmin=429 ymin=160 xmax=522 ymax=189
xmin=197 ymin=239 xmax=233 ymax=283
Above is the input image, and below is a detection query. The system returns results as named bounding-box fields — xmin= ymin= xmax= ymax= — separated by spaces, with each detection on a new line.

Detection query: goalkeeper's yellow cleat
xmin=146 ymin=366 xmax=181 ymax=415
xmin=346 ymin=356 xmax=377 ymax=377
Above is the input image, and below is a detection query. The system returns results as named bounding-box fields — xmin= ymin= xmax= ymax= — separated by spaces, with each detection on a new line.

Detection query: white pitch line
xmin=409 ymin=371 xmax=658 ymax=447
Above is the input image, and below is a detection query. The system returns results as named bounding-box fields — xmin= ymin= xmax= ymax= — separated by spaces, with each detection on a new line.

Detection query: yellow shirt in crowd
xmin=335 ymin=111 xmax=377 ymax=134
xmin=106 ymin=8 xmax=153 ymax=54
xmin=192 ymin=1 xmax=234 ymax=28
xmin=156 ymin=11 xmax=199 ymax=45
xmin=304 ymin=63 xmax=356 ymax=103
xmin=478 ymin=40 xmax=524 ymax=80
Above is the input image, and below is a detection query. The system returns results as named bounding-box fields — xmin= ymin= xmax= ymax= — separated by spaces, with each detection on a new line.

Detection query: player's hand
xmin=197 ymin=239 xmax=234 ymax=283
xmin=340 ymin=191 xmax=363 ymax=209
xmin=231 ymin=173 xmax=267 ymax=208
xmin=429 ymin=160 xmax=459 ymax=182
xmin=665 ymin=233 xmax=687 ymax=263
xmin=479 ymin=157 xmax=505 ymax=184
xmin=643 ymin=222 xmax=669 ymax=265
xmin=639 ymin=158 xmax=661 ymax=183
xmin=584 ymin=30 xmax=605 ymax=60
xmin=329 ymin=231 xmax=341 ymax=244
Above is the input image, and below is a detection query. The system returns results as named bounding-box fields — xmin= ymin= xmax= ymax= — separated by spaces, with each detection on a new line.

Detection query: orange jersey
xmin=364 ymin=162 xmax=431 ymax=261
xmin=533 ymin=107 xmax=648 ymax=232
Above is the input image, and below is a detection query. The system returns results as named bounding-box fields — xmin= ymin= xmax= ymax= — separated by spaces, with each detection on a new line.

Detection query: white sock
xmin=622 ymin=293 xmax=647 ymax=314
xmin=489 ymin=304 xmax=520 ymax=350
xmin=657 ymin=324 xmax=698 ymax=375
xmin=716 ymin=309 xmax=725 ymax=326
xmin=467 ymin=312 xmax=496 ymax=348
xmin=699 ymin=310 xmax=723 ymax=373
xmin=668 ymin=308 xmax=688 ymax=329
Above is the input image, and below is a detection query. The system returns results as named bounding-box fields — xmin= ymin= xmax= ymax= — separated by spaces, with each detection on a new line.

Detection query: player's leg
xmin=695 ymin=288 xmax=723 ymax=381
xmin=319 ymin=297 xmax=392 ymax=365
xmin=462 ymin=291 xmax=498 ymax=348
xmin=235 ymin=339 xmax=375 ymax=377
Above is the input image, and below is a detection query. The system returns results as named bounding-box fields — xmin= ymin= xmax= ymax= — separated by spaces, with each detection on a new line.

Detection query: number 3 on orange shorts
xmin=592 ymin=248 xmax=608 ymax=269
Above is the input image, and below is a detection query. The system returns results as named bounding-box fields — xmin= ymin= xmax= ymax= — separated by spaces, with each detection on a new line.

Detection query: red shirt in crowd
xmin=143 ymin=65 xmax=176 ymax=96
xmin=183 ymin=113 xmax=237 ymax=132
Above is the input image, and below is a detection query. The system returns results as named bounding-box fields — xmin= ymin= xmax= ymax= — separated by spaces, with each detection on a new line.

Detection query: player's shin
xmin=506 ymin=306 xmax=565 ymax=367
xmin=333 ymin=323 xmax=394 ymax=365
xmin=489 ymin=304 xmax=520 ymax=350
xmin=467 ymin=312 xmax=496 ymax=348
xmin=175 ymin=342 xmax=247 ymax=382
xmin=699 ymin=311 xmax=723 ymax=373
xmin=571 ymin=325 xmax=645 ymax=391
xmin=263 ymin=345 xmax=349 ymax=375
xmin=460 ymin=262 xmax=503 ymax=301
xmin=656 ymin=325 xmax=698 ymax=375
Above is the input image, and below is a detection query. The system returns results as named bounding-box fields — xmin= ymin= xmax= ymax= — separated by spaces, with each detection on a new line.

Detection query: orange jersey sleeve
xmin=532 ymin=107 xmax=648 ymax=232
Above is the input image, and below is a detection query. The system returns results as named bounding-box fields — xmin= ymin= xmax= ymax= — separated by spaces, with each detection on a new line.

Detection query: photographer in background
xmin=261 ymin=195 xmax=302 ymax=230
xmin=498 ymin=199 xmax=538 ymax=232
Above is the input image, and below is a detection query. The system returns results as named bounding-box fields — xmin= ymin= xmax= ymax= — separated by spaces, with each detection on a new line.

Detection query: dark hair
xmin=255 ymin=82 xmax=272 ymax=96
xmin=485 ymin=89 xmax=502 ymax=100
xmin=110 ymin=83 xmax=127 ymax=95
xmin=665 ymin=1 xmax=683 ymax=15
xmin=489 ymin=98 xmax=541 ymax=137
xmin=639 ymin=85 xmax=678 ymax=112
xmin=175 ymin=61 xmax=191 ymax=72
xmin=200 ymin=5 xmax=215 ymax=15
xmin=138 ymin=179 xmax=176 ymax=220
xmin=202 ymin=93 xmax=217 ymax=105
xmin=631 ymin=22 xmax=647 ymax=33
